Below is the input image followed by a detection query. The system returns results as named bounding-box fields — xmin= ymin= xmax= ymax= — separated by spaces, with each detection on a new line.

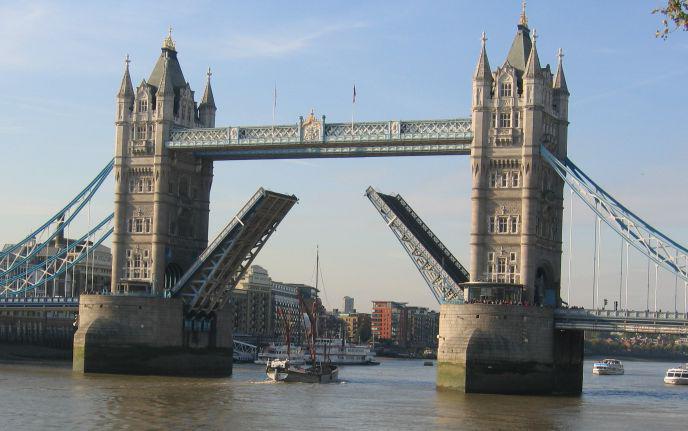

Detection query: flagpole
xmin=272 ymin=82 xmax=276 ymax=137
xmin=351 ymin=83 xmax=356 ymax=136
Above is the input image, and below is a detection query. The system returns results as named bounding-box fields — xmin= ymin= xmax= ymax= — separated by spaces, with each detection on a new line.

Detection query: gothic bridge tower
xmin=438 ymin=8 xmax=581 ymax=395
xmin=470 ymin=10 xmax=569 ymax=305
xmin=112 ymin=32 xmax=216 ymax=295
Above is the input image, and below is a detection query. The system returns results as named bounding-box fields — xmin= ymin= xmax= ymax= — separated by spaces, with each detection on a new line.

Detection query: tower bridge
xmin=1 ymin=7 xmax=687 ymax=393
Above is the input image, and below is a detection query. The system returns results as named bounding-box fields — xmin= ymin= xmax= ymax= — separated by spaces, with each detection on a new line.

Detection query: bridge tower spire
xmin=470 ymin=15 xmax=569 ymax=306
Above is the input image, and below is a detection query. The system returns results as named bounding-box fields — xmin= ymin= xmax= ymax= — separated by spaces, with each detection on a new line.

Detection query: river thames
xmin=0 ymin=358 xmax=685 ymax=430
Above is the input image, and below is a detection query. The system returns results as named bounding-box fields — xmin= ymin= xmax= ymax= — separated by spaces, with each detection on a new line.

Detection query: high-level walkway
xmin=166 ymin=118 xmax=472 ymax=159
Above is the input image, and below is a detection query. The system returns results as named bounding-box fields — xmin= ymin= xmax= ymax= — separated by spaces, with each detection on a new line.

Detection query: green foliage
xmin=356 ymin=322 xmax=372 ymax=343
xmin=654 ymin=0 xmax=688 ymax=39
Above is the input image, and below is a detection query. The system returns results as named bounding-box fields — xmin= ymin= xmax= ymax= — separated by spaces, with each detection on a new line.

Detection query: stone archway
xmin=534 ymin=261 xmax=556 ymax=306
xmin=164 ymin=263 xmax=184 ymax=292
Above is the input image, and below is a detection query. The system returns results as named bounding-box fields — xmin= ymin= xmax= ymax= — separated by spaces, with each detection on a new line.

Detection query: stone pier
xmin=73 ymin=295 xmax=233 ymax=377
xmin=437 ymin=304 xmax=583 ymax=395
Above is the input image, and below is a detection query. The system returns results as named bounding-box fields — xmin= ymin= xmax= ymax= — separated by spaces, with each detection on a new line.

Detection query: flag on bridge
xmin=352 ymin=84 xmax=356 ymax=104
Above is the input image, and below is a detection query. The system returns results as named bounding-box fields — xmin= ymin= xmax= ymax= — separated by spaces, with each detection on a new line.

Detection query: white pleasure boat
xmin=664 ymin=364 xmax=688 ymax=385
xmin=592 ymin=359 xmax=624 ymax=375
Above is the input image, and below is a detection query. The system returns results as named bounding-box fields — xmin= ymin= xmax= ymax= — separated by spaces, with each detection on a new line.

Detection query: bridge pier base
xmin=73 ymin=295 xmax=233 ymax=377
xmin=437 ymin=304 xmax=583 ymax=395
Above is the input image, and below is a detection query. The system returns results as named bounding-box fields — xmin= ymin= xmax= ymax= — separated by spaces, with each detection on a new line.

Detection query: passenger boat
xmin=255 ymin=344 xmax=305 ymax=365
xmin=592 ymin=359 xmax=624 ymax=375
xmin=664 ymin=364 xmax=688 ymax=385
xmin=257 ymin=339 xmax=377 ymax=365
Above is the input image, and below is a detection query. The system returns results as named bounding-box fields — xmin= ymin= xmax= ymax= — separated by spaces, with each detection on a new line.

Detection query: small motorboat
xmin=592 ymin=359 xmax=624 ymax=375
xmin=423 ymin=361 xmax=434 ymax=366
xmin=664 ymin=364 xmax=688 ymax=385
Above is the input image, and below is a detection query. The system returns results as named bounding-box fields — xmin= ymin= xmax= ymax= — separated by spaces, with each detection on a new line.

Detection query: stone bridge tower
xmin=111 ymin=32 xmax=216 ymax=295
xmin=470 ymin=10 xmax=569 ymax=305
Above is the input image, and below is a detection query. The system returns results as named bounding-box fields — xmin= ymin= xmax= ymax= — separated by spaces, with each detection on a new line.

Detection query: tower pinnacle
xmin=554 ymin=47 xmax=569 ymax=94
xmin=117 ymin=53 xmax=134 ymax=98
xmin=519 ymin=0 xmax=528 ymax=27
xmin=524 ymin=28 xmax=540 ymax=78
xmin=474 ymin=31 xmax=492 ymax=81
xmin=162 ymin=26 xmax=176 ymax=51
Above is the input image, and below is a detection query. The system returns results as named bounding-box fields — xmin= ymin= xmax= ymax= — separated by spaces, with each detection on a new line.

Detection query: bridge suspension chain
xmin=0 ymin=159 xmax=114 ymax=276
xmin=0 ymin=214 xmax=114 ymax=297
xmin=541 ymin=146 xmax=688 ymax=285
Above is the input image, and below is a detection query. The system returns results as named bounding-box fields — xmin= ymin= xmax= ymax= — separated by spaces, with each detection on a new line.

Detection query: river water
xmin=0 ymin=358 xmax=686 ymax=430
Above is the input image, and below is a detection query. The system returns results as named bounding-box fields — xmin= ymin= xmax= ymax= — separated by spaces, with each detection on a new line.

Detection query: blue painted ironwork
xmin=365 ymin=186 xmax=466 ymax=304
xmin=171 ymin=188 xmax=298 ymax=316
xmin=166 ymin=118 xmax=472 ymax=159
xmin=0 ymin=159 xmax=114 ymax=275
xmin=541 ymin=145 xmax=688 ymax=284
xmin=0 ymin=214 xmax=114 ymax=297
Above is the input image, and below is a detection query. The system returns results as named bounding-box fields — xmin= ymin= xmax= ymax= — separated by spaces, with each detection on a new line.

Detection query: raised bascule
xmin=2 ymin=7 xmax=688 ymax=392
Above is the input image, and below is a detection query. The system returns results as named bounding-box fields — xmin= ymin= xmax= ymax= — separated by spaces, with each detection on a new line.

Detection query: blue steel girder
xmin=0 ymin=160 xmax=114 ymax=275
xmin=171 ymin=188 xmax=297 ymax=316
xmin=365 ymin=186 xmax=467 ymax=304
xmin=541 ymin=145 xmax=688 ymax=284
xmin=0 ymin=214 xmax=114 ymax=297
xmin=165 ymin=118 xmax=472 ymax=160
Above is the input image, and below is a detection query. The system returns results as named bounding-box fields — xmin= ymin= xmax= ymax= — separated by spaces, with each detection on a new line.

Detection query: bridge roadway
xmin=554 ymin=308 xmax=688 ymax=335
xmin=1 ymin=297 xmax=685 ymax=335
xmin=166 ymin=118 xmax=473 ymax=159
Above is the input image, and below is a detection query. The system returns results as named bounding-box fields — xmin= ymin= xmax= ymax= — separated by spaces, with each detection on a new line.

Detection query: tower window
xmin=497 ymin=216 xmax=508 ymax=234
xmin=511 ymin=171 xmax=520 ymax=188
xmin=515 ymin=111 xmax=521 ymax=128
xmin=500 ymin=174 xmax=509 ymax=188
xmin=500 ymin=82 xmax=512 ymax=97
xmin=488 ymin=216 xmax=496 ymax=233
xmin=499 ymin=113 xmax=512 ymax=128
xmin=491 ymin=112 xmax=496 ymax=128
xmin=137 ymin=99 xmax=148 ymax=112
xmin=510 ymin=216 xmax=520 ymax=234
xmin=497 ymin=258 xmax=507 ymax=280
xmin=509 ymin=252 xmax=517 ymax=262
xmin=489 ymin=172 xmax=498 ymax=188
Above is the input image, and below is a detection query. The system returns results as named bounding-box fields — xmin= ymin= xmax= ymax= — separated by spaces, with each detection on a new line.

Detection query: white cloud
xmin=219 ymin=22 xmax=368 ymax=59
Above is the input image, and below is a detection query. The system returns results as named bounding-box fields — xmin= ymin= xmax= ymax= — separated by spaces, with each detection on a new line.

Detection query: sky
xmin=0 ymin=0 xmax=687 ymax=313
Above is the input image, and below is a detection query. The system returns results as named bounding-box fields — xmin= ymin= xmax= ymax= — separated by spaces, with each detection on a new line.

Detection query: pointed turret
xmin=117 ymin=55 xmax=134 ymax=99
xmin=553 ymin=48 xmax=569 ymax=95
xmin=474 ymin=32 xmax=492 ymax=82
xmin=505 ymin=1 xmax=532 ymax=73
xmin=148 ymin=27 xmax=187 ymax=93
xmin=524 ymin=29 xmax=540 ymax=78
xmin=199 ymin=67 xmax=217 ymax=128
xmin=200 ymin=67 xmax=216 ymax=109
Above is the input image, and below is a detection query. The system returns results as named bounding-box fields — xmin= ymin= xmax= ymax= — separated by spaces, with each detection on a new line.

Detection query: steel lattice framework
xmin=541 ymin=145 xmax=688 ymax=284
xmin=0 ymin=160 xmax=113 ymax=276
xmin=166 ymin=118 xmax=472 ymax=160
xmin=171 ymin=188 xmax=297 ymax=316
xmin=365 ymin=186 xmax=467 ymax=304
xmin=0 ymin=214 xmax=114 ymax=297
